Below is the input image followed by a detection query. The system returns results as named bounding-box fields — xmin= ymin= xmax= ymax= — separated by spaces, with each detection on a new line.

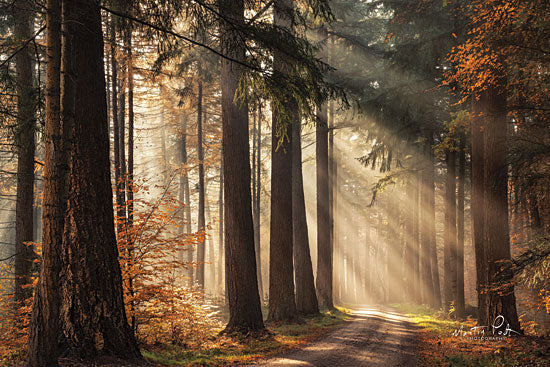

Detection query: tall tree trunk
xmin=180 ymin=115 xmax=193 ymax=286
xmin=59 ymin=0 xmax=140 ymax=358
xmin=219 ymin=0 xmax=264 ymax=333
xmin=427 ymin=134 xmax=442 ymax=308
xmin=124 ymin=22 xmax=135 ymax=331
xmin=420 ymin=139 xmax=434 ymax=306
xmin=27 ymin=1 xmax=62 ymax=364
xmin=252 ymin=103 xmax=264 ymax=302
xmin=403 ymin=179 xmax=414 ymax=302
xmin=482 ymin=78 xmax=520 ymax=333
xmin=13 ymin=0 xmax=36 ymax=308
xmin=316 ymin=98 xmax=333 ymax=309
xmin=218 ymin=157 xmax=224 ymax=295
xmin=196 ymin=81 xmax=205 ymax=289
xmin=387 ymin=196 xmax=400 ymax=302
xmin=444 ymin=150 xmax=457 ymax=312
xmin=413 ymin=171 xmax=421 ymax=303
xmin=471 ymin=98 xmax=487 ymax=323
xmin=456 ymin=135 xmax=466 ymax=318
xmin=267 ymin=0 xmax=298 ymax=323
xmin=292 ymin=114 xmax=319 ymax=315
xmin=110 ymin=12 xmax=124 ymax=238
xmin=256 ymin=104 xmax=263 ymax=301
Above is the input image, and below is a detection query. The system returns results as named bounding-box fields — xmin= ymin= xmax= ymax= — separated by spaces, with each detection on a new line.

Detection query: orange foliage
xmin=115 ymin=177 xmax=222 ymax=346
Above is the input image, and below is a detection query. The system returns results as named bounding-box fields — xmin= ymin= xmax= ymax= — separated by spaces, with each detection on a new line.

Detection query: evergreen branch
xmin=99 ymin=5 xmax=264 ymax=74
xmin=247 ymin=0 xmax=276 ymax=24
xmin=0 ymin=25 xmax=46 ymax=70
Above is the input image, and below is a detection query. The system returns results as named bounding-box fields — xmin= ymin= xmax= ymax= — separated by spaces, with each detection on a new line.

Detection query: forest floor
xmin=143 ymin=308 xmax=351 ymax=366
xmin=393 ymin=304 xmax=550 ymax=366
xmin=251 ymin=305 xmax=419 ymax=367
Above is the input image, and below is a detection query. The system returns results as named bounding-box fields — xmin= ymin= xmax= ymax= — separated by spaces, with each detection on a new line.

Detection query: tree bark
xmin=13 ymin=0 xmax=36 ymax=308
xmin=471 ymin=97 xmax=487 ymax=323
xmin=387 ymin=196 xmax=400 ymax=302
xmin=267 ymin=0 xmax=297 ymax=323
xmin=456 ymin=135 xmax=466 ymax=318
xmin=427 ymin=134 xmax=442 ymax=309
xmin=444 ymin=150 xmax=457 ymax=313
xmin=59 ymin=0 xmax=140 ymax=358
xmin=254 ymin=104 xmax=263 ymax=301
xmin=292 ymin=114 xmax=319 ymax=315
xmin=124 ymin=21 xmax=135 ymax=331
xmin=196 ymin=81 xmax=205 ymax=289
xmin=110 ymin=10 xmax=124 ymax=238
xmin=420 ymin=138 xmax=434 ymax=306
xmin=219 ymin=0 xmax=264 ymax=333
xmin=179 ymin=115 xmax=193 ymax=286
xmin=218 ymin=157 xmax=224 ymax=295
xmin=316 ymin=98 xmax=333 ymax=309
xmin=482 ymin=78 xmax=521 ymax=333
xmin=413 ymin=171 xmax=421 ymax=303
xmin=403 ymin=179 xmax=414 ymax=302
xmin=27 ymin=1 xmax=62 ymax=364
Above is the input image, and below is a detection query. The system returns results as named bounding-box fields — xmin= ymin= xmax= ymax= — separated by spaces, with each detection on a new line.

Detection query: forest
xmin=0 ymin=0 xmax=548 ymax=366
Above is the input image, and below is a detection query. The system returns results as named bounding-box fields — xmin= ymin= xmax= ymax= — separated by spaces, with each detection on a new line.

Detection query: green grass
xmin=391 ymin=303 xmax=461 ymax=336
xmin=144 ymin=308 xmax=350 ymax=366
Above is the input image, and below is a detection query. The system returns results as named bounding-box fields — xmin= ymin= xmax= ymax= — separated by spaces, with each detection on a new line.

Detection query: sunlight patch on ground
xmin=353 ymin=307 xmax=409 ymax=322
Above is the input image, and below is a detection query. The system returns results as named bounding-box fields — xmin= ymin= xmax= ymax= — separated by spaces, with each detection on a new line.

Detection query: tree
xmin=292 ymin=114 xmax=318 ymax=315
xmin=196 ymin=80 xmax=205 ymax=289
xmin=59 ymin=0 xmax=140 ymax=358
xmin=267 ymin=0 xmax=298 ymax=323
xmin=481 ymin=76 xmax=521 ymax=333
xmin=456 ymin=134 xmax=466 ymax=318
xmin=420 ymin=137 xmax=434 ymax=306
xmin=27 ymin=1 xmax=63 ymax=364
xmin=219 ymin=0 xmax=264 ymax=333
xmin=444 ymin=150 xmax=457 ymax=312
xmin=13 ymin=0 xmax=36 ymax=308
xmin=315 ymin=97 xmax=333 ymax=309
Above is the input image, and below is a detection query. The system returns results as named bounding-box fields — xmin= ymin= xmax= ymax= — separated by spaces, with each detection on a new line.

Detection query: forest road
xmin=250 ymin=306 xmax=420 ymax=367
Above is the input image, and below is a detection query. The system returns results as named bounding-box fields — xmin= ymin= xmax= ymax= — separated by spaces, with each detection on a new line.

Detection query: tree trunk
xmin=252 ymin=103 xmax=264 ymax=302
xmin=267 ymin=0 xmax=297 ymax=323
xmin=413 ymin=171 xmax=421 ymax=303
xmin=482 ymin=79 xmax=521 ymax=333
xmin=27 ymin=1 xmax=62 ymax=364
xmin=427 ymin=134 xmax=442 ymax=309
xmin=218 ymin=157 xmax=224 ymax=295
xmin=13 ymin=0 xmax=36 ymax=308
xmin=196 ymin=81 xmax=205 ymax=289
xmin=420 ymin=139 xmax=434 ymax=306
xmin=444 ymin=150 xmax=457 ymax=313
xmin=403 ymin=179 xmax=414 ymax=302
xmin=256 ymin=104 xmax=263 ymax=301
xmin=59 ymin=0 xmax=140 ymax=358
xmin=110 ymin=11 xmax=124 ymax=238
xmin=471 ymin=97 xmax=487 ymax=323
xmin=456 ymin=135 xmax=466 ymax=318
xmin=387 ymin=196 xmax=400 ymax=302
xmin=219 ymin=0 xmax=264 ymax=333
xmin=180 ymin=115 xmax=193 ymax=286
xmin=124 ymin=22 xmax=136 ymax=332
xmin=292 ymin=113 xmax=319 ymax=315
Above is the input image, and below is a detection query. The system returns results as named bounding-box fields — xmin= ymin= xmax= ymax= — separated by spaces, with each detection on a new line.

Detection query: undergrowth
xmin=143 ymin=308 xmax=349 ymax=366
xmin=392 ymin=303 xmax=550 ymax=367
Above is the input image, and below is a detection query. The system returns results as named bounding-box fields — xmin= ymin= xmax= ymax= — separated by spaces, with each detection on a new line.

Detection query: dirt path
xmin=250 ymin=306 xmax=420 ymax=367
